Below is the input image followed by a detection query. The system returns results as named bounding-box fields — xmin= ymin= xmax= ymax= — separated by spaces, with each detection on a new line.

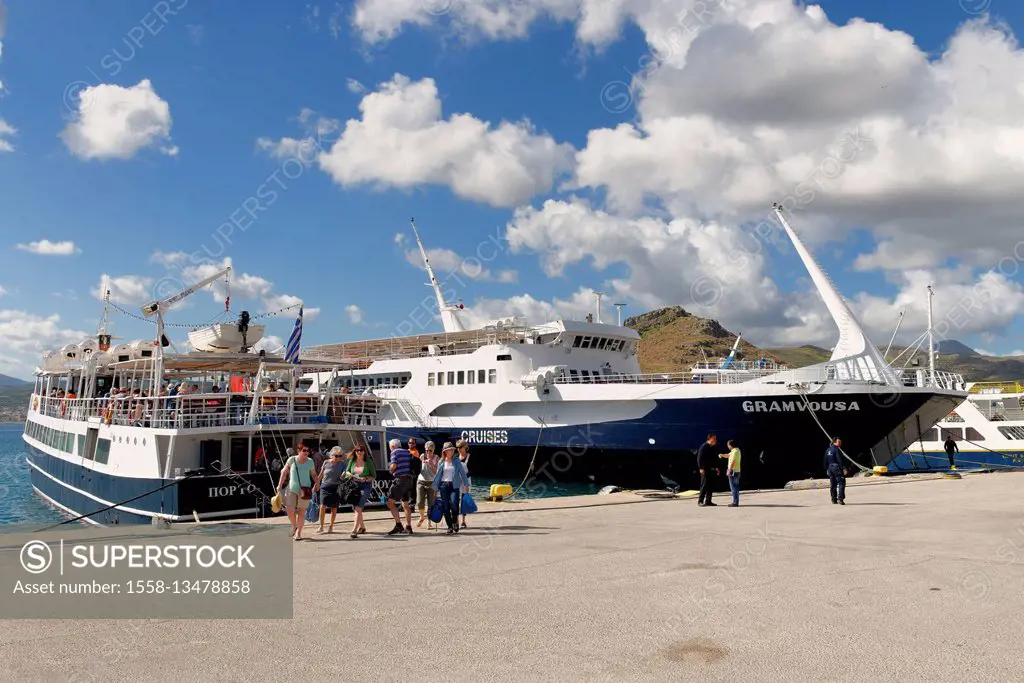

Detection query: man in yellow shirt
xmin=720 ymin=439 xmax=741 ymax=507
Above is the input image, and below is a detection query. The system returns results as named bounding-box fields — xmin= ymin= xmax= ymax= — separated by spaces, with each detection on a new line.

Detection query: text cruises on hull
xmin=301 ymin=212 xmax=968 ymax=490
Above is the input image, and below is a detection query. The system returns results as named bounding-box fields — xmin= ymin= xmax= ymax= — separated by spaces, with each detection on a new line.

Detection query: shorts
xmin=388 ymin=475 xmax=414 ymax=503
xmin=284 ymin=491 xmax=311 ymax=510
xmin=416 ymin=480 xmax=436 ymax=510
xmin=320 ymin=484 xmax=341 ymax=509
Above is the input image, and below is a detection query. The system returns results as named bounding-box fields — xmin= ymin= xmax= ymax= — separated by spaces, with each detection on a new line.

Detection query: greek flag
xmin=285 ymin=306 xmax=302 ymax=364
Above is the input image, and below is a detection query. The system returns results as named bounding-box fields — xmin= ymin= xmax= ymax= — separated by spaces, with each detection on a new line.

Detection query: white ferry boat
xmin=301 ymin=207 xmax=968 ymax=490
xmin=22 ymin=267 xmax=386 ymax=525
xmin=891 ymin=380 xmax=1024 ymax=471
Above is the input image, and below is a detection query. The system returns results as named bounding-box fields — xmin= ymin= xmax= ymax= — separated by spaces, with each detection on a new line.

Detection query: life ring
xmin=60 ymin=401 xmax=67 ymax=418
xmin=32 ymin=397 xmax=39 ymax=412
xmin=103 ymin=405 xmax=113 ymax=425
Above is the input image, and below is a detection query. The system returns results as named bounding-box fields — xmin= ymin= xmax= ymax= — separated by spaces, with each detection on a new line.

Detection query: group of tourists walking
xmin=274 ymin=437 xmax=473 ymax=540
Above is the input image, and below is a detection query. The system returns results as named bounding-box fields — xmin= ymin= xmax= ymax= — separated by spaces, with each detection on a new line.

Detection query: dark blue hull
xmin=398 ymin=393 xmax=959 ymax=490
xmin=889 ymin=450 xmax=1024 ymax=472
xmin=25 ymin=444 xmax=278 ymax=525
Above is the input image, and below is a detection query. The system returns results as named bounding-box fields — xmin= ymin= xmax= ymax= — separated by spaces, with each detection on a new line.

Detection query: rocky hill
xmin=628 ymin=306 xmax=1023 ymax=382
xmin=625 ymin=306 xmax=781 ymax=373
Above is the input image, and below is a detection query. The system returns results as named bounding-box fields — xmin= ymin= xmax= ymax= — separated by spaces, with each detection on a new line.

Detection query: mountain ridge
xmin=627 ymin=306 xmax=1023 ymax=381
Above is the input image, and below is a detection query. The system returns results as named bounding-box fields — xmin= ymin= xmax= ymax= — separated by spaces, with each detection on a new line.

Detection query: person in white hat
xmin=432 ymin=442 xmax=470 ymax=534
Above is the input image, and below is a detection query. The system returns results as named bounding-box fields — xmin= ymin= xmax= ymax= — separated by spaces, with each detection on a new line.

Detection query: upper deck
xmin=31 ymin=352 xmax=384 ymax=431
xmin=304 ymin=319 xmax=638 ymax=365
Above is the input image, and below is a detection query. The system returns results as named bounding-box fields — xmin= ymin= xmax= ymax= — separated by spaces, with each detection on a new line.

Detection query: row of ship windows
xmin=572 ymin=336 xmax=629 ymax=351
xmin=25 ymin=421 xmax=112 ymax=464
xmin=931 ymin=425 xmax=1024 ymax=441
xmin=428 ymin=370 xmax=497 ymax=386
xmin=337 ymin=374 xmax=412 ymax=389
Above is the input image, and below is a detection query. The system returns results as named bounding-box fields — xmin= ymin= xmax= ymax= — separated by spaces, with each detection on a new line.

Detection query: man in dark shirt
xmin=944 ymin=435 xmax=958 ymax=470
xmin=696 ymin=434 xmax=721 ymax=507
xmin=824 ymin=437 xmax=846 ymax=505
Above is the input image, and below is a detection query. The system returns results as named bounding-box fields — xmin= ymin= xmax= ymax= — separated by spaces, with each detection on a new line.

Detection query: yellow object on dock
xmin=489 ymin=484 xmax=514 ymax=501
xmin=872 ymin=466 xmax=888 ymax=475
xmin=677 ymin=490 xmax=700 ymax=498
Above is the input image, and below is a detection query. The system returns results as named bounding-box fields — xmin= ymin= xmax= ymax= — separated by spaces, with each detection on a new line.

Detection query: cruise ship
xmin=302 ymin=207 xmax=968 ymax=490
xmin=22 ymin=267 xmax=387 ymax=525
xmin=890 ymin=380 xmax=1024 ymax=471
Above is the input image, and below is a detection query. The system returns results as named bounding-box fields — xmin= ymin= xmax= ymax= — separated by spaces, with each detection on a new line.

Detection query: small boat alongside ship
xmin=891 ymin=380 xmax=1024 ymax=471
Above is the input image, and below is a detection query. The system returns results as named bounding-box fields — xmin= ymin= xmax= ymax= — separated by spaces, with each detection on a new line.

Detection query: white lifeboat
xmin=129 ymin=340 xmax=158 ymax=360
xmin=188 ymin=322 xmax=266 ymax=353
xmin=77 ymin=338 xmax=98 ymax=357
xmin=110 ymin=344 xmax=132 ymax=363
xmin=60 ymin=344 xmax=79 ymax=362
xmin=42 ymin=350 xmax=64 ymax=371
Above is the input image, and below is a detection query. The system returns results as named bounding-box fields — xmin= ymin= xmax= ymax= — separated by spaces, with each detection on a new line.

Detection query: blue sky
xmin=1 ymin=0 xmax=1023 ymax=378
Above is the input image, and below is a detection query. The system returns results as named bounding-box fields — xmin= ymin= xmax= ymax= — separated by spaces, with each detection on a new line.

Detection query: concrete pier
xmin=2 ymin=470 xmax=1023 ymax=681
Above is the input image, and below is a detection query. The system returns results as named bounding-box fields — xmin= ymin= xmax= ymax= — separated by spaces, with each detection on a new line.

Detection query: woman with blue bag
xmin=432 ymin=442 xmax=469 ymax=534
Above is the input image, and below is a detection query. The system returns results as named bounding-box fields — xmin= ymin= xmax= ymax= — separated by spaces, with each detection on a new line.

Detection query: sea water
xmin=0 ymin=423 xmax=66 ymax=525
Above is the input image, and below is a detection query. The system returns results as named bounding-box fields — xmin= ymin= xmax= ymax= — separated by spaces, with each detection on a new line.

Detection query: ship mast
xmin=926 ymin=285 xmax=936 ymax=386
xmin=772 ymin=203 xmax=897 ymax=385
xmin=410 ymin=218 xmax=466 ymax=333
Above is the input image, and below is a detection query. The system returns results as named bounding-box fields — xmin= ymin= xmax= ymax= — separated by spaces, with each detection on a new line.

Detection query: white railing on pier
xmin=29 ymin=392 xmax=383 ymax=429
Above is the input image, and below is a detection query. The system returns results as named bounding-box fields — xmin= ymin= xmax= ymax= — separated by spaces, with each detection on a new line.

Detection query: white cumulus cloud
xmin=61 ymin=79 xmax=176 ymax=160
xmin=261 ymin=74 xmax=574 ymax=208
xmin=345 ymin=304 xmax=365 ymax=325
xmin=15 ymin=239 xmax=81 ymax=256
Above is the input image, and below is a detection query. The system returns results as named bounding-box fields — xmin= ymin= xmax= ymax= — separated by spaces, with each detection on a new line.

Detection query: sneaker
xmin=705 ymin=502 xmax=717 ymax=507
xmin=387 ymin=523 xmax=404 ymax=535
xmin=405 ymin=525 xmax=413 ymax=535
xmin=832 ymin=500 xmax=838 ymax=504
xmin=697 ymin=502 xmax=706 ymax=507
xmin=447 ymin=528 xmax=455 ymax=535
xmin=728 ymin=503 xmax=738 ymax=507
xmin=838 ymin=500 xmax=845 ymax=505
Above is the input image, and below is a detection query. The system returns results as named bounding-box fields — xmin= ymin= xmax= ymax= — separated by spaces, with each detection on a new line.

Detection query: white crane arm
xmin=140 ymin=267 xmax=232 ymax=317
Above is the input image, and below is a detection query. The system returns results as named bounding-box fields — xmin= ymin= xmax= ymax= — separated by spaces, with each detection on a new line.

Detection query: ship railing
xmin=969 ymin=380 xmax=1024 ymax=395
xmin=892 ymin=369 xmax=966 ymax=390
xmin=29 ymin=392 xmax=382 ymax=429
xmin=551 ymin=366 xmax=968 ymax=388
xmin=552 ymin=369 xmax=783 ymax=385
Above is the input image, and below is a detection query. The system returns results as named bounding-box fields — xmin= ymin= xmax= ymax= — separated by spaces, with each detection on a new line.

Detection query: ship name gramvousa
xmin=742 ymin=400 xmax=860 ymax=413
